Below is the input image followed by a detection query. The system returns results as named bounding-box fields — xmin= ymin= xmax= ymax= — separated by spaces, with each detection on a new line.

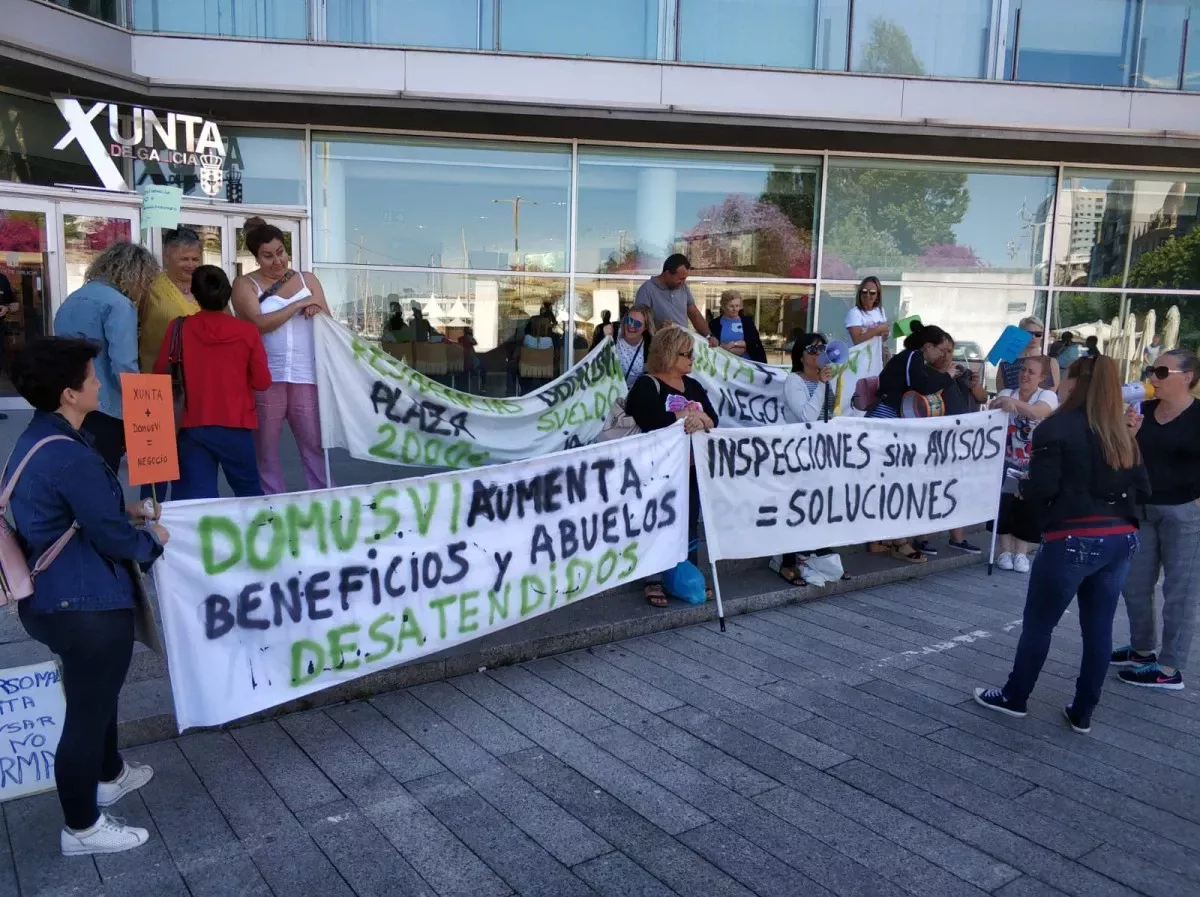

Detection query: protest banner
xmin=154 ymin=425 xmax=690 ymax=729
xmin=121 ymin=373 xmax=179 ymax=486
xmin=316 ymin=317 xmax=627 ymax=469
xmin=0 ymin=661 xmax=64 ymax=802
xmin=687 ymin=333 xmax=883 ymax=426
xmin=693 ymin=411 xmax=1007 ymax=560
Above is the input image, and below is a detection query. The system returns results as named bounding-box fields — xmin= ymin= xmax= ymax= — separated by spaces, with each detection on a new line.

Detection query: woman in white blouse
xmin=614 ymin=306 xmax=652 ymax=389
xmin=844 ymin=276 xmax=889 ymax=346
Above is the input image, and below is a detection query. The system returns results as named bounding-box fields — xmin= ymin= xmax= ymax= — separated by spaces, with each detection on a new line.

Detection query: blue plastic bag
xmin=663 ymin=559 xmax=707 ymax=605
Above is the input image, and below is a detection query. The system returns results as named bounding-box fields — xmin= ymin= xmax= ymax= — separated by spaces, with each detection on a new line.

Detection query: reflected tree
xmin=858 ymin=18 xmax=925 ymax=76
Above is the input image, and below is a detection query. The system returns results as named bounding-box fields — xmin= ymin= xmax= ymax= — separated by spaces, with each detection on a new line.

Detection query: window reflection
xmin=851 ymin=0 xmax=992 ymax=78
xmin=133 ymin=0 xmax=308 ymax=38
xmin=499 ymin=0 xmax=660 ymax=59
xmin=576 ymin=148 xmax=820 ymax=277
xmin=822 ymin=159 xmax=1055 ymax=283
xmin=679 ymin=0 xmax=841 ymax=70
xmin=326 ymin=0 xmax=480 ymax=48
xmin=1054 ymin=172 xmax=1200 ymax=289
xmin=314 ymin=268 xmax=571 ymax=395
xmin=312 ymin=135 xmax=571 ymax=270
xmin=51 ymin=0 xmax=122 ymax=24
xmin=1051 ymin=292 xmax=1197 ymax=381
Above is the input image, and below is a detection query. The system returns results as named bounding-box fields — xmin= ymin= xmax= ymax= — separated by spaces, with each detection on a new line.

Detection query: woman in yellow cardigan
xmin=138 ymin=228 xmax=201 ymax=373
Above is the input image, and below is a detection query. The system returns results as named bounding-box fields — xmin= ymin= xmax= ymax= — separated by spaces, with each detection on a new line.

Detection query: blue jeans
xmin=1004 ymin=532 xmax=1139 ymax=716
xmin=174 ymin=426 xmax=263 ymax=501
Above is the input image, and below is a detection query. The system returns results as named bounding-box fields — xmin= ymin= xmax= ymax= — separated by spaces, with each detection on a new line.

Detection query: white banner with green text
xmin=154 ymin=425 xmax=691 ymax=729
xmin=693 ymin=411 xmax=1007 ymax=560
xmin=315 ymin=317 xmax=626 ymax=468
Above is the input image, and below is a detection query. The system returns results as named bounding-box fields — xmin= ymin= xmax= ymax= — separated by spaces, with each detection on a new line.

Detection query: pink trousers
xmin=253 ymin=382 xmax=330 ymax=495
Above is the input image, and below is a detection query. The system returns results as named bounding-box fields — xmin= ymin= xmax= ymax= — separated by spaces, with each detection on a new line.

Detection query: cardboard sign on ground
xmin=121 ymin=373 xmax=178 ymax=486
xmin=0 ymin=661 xmax=65 ymax=802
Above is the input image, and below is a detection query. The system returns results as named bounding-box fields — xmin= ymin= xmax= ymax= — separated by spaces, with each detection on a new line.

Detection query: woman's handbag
xmin=596 ymin=375 xmax=660 ymax=442
xmin=0 ymin=437 xmax=78 ymax=605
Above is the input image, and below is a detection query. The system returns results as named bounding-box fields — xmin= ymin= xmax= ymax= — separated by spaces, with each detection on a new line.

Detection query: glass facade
xmin=50 ymin=0 xmax=123 ymax=24
xmin=850 ymin=0 xmax=993 ymax=79
xmin=133 ymin=0 xmax=308 ymax=38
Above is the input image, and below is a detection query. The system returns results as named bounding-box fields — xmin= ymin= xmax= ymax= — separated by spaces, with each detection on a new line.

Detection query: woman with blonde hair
xmin=709 ymin=290 xmax=766 ymax=362
xmin=53 ymin=242 xmax=160 ymax=472
xmin=975 ymin=355 xmax=1149 ymax=733
xmin=624 ymin=326 xmax=717 ymax=606
xmin=996 ymin=315 xmax=1059 ymax=393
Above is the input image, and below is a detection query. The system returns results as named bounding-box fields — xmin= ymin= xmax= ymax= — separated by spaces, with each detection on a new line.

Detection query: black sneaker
xmin=1118 ymin=664 xmax=1184 ymax=691
xmin=1110 ymin=645 xmax=1158 ymax=668
xmin=973 ymin=687 xmax=1027 ymax=717
xmin=948 ymin=539 xmax=982 ymax=555
xmin=1063 ymin=704 xmax=1091 ymax=734
xmin=915 ymin=540 xmax=939 ymax=556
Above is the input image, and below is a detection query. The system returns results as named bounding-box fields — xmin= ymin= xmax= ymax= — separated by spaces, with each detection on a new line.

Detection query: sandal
xmin=890 ymin=543 xmax=927 ymax=564
xmin=777 ymin=566 xmax=808 ymax=587
xmin=645 ymin=583 xmax=668 ymax=607
xmin=868 ymin=541 xmax=890 ymax=554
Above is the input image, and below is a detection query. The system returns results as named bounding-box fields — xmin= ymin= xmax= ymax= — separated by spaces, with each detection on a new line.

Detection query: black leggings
xmin=18 ymin=604 xmax=134 ymax=830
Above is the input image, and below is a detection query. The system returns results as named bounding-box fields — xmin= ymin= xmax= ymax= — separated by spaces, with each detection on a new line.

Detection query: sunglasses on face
xmin=678 ymin=350 xmax=694 ymax=360
xmin=623 ymin=317 xmax=644 ymax=330
xmin=1027 ymin=331 xmax=1044 ymax=339
xmin=803 ymin=343 xmax=827 ymax=355
xmin=861 ymin=289 xmax=878 ymax=298
xmin=1150 ymin=366 xmax=1185 ymax=379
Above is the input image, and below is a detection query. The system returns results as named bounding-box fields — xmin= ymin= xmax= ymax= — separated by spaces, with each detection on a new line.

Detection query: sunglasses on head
xmin=1150 ymin=365 xmax=1185 ymax=379
xmin=623 ymin=316 xmax=644 ymax=329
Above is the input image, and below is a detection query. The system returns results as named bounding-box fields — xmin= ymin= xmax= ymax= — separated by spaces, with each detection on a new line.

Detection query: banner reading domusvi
xmin=693 ymin=412 xmax=1007 ymax=560
xmin=315 ymin=317 xmax=626 ymax=468
xmin=154 ymin=426 xmax=690 ymax=729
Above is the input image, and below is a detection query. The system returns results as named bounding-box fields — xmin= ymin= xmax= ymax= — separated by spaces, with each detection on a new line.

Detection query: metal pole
xmin=323 ymin=448 xmax=333 ymax=489
xmin=709 ymin=559 xmax=726 ymax=632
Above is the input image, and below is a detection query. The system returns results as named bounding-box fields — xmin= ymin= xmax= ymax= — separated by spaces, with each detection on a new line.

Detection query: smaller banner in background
xmin=0 ymin=661 xmax=64 ymax=802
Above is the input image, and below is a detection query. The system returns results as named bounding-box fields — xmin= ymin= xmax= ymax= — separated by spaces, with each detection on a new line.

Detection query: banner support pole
xmin=709 ymin=560 xmax=726 ymax=632
xmin=323 ymin=449 xmax=332 ymax=489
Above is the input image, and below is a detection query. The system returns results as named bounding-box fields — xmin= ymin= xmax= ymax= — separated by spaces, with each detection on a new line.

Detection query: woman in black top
xmin=867 ymin=322 xmax=955 ymax=419
xmin=1115 ymin=349 xmax=1200 ymax=690
xmin=975 ymin=355 xmax=1149 ymax=732
xmin=625 ymin=326 xmax=717 ymax=606
xmin=708 ymin=290 xmax=767 ymax=363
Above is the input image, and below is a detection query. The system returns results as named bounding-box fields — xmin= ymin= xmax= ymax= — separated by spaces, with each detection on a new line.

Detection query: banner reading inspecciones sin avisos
xmin=316 ymin=317 xmax=626 ymax=469
xmin=693 ymin=412 xmax=1007 ymax=560
xmin=154 ymin=425 xmax=690 ymax=729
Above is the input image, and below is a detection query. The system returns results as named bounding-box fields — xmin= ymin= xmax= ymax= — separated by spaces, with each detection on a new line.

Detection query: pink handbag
xmin=0 ymin=436 xmax=80 ymax=605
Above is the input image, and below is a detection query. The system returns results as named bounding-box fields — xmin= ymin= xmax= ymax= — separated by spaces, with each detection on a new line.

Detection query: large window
xmin=678 ymin=0 xmax=847 ymax=70
xmin=498 ymin=0 xmax=661 ymax=59
xmin=821 ymin=159 xmax=1056 ymax=284
xmin=133 ymin=0 xmax=308 ymax=38
xmin=1054 ymin=171 xmax=1200 ymax=290
xmin=575 ymin=147 xmax=820 ymax=277
xmin=1007 ymin=0 xmax=1196 ymax=89
xmin=50 ymin=0 xmax=123 ymax=24
xmin=850 ymin=0 xmax=993 ymax=78
xmin=311 ymin=134 xmax=572 ymax=269
xmin=1051 ymin=292 xmax=1198 ymax=381
xmin=325 ymin=0 xmax=482 ymax=48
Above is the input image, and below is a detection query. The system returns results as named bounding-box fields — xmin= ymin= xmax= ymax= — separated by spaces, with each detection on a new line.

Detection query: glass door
xmin=146 ymin=209 xmax=230 ymax=296
xmin=59 ymin=201 xmax=139 ymax=298
xmin=0 ymin=198 xmax=54 ymax=405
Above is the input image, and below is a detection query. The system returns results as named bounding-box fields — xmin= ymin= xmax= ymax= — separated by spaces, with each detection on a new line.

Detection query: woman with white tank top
xmin=231 ymin=217 xmax=332 ymax=494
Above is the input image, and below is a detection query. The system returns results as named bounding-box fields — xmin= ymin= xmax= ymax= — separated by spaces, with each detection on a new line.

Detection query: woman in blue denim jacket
xmin=6 ymin=337 xmax=168 ymax=856
xmin=974 ymin=356 xmax=1150 ymax=734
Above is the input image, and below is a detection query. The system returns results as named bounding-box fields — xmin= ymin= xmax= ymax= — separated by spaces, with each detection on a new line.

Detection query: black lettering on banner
xmin=534 ymin=347 xmax=617 ymax=409
xmin=370 ymin=380 xmax=474 ymax=438
xmin=492 ymin=551 xmax=513 ymax=593
xmin=716 ymin=387 xmax=781 ymax=425
xmin=923 ymin=424 xmax=1005 ymax=466
xmin=709 ymin=431 xmax=870 ymax=479
xmin=782 ymin=479 xmax=964 ymax=532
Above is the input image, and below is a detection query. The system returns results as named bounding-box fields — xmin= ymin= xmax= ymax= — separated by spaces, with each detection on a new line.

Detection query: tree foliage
xmin=858 ymin=19 xmax=925 ymax=76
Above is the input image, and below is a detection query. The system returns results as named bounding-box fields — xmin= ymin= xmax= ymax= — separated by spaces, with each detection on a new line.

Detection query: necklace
xmin=1155 ymin=397 xmax=1194 ymax=426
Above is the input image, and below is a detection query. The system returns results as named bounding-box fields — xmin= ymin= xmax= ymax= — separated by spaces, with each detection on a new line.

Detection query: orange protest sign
xmin=120 ymin=373 xmax=178 ymax=486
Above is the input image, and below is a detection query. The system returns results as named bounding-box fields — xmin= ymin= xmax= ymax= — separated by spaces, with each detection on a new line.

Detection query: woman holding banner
xmin=7 ymin=337 xmax=168 ymax=855
xmin=232 ymin=217 xmax=332 ymax=494
xmin=614 ymin=306 xmax=652 ymax=389
xmin=975 ymin=355 xmax=1148 ymax=733
xmin=625 ymin=326 xmax=717 ymax=606
xmin=990 ymin=357 xmax=1058 ymax=573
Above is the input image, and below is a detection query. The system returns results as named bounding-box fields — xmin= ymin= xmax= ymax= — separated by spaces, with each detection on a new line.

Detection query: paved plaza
xmin=3 ymin=564 xmax=1198 ymax=897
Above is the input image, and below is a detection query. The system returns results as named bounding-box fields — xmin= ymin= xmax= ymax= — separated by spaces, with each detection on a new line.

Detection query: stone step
xmin=112 ymin=545 xmax=986 ymax=747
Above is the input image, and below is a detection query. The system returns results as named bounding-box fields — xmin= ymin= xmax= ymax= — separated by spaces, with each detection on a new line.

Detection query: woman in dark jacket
xmin=5 ymin=338 xmax=167 ymax=856
xmin=975 ymin=355 xmax=1149 ymax=733
xmin=709 ymin=290 xmax=767 ymax=363
xmin=867 ymin=322 xmax=955 ymax=419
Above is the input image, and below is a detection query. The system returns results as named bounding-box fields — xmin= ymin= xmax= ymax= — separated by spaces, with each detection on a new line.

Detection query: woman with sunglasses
xmin=625 ymin=326 xmax=717 ymax=607
xmin=997 ymin=316 xmax=1059 ymax=394
xmin=845 ymin=276 xmax=889 ymax=346
xmin=612 ymin=306 xmax=653 ymax=389
xmin=1115 ymin=350 xmax=1200 ymax=690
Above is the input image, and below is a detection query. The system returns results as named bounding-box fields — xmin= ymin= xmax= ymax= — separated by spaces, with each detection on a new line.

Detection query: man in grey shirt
xmin=634 ymin=254 xmax=717 ymax=345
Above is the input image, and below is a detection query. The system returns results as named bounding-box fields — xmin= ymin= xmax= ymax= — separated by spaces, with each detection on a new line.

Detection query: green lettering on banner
xmin=406 ymin=484 xmax=438 ymax=536
xmin=449 ymin=480 xmax=461 ymax=535
xmin=368 ymin=488 xmax=401 ymax=543
xmin=369 ymin=422 xmax=489 ymax=469
xmin=367 ymin=613 xmax=396 ymax=660
xmin=427 ymin=593 xmax=457 ymax=640
xmin=246 ymin=510 xmax=285 ymax=571
xmin=286 ymin=502 xmax=328 ymax=558
xmin=330 ymin=498 xmax=361 ymax=551
xmin=488 ymin=585 xmax=511 ymax=626
xmin=397 ymin=610 xmax=425 ymax=649
xmin=199 ymin=515 xmax=242 ymax=575
xmin=290 ymin=639 xmax=324 ymax=687
xmin=327 ymin=623 xmax=362 ymax=672
xmin=520 ymin=574 xmax=545 ymax=616
xmin=564 ymin=557 xmax=593 ymax=595
xmin=457 ymin=591 xmax=480 ymax=635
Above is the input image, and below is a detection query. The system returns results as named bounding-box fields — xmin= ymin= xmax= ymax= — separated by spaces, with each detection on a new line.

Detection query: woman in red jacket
xmin=155 ymin=265 xmax=272 ymax=500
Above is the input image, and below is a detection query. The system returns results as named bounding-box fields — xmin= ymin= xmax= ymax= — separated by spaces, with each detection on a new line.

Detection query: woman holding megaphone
xmin=1115 ymin=350 xmax=1200 ymax=691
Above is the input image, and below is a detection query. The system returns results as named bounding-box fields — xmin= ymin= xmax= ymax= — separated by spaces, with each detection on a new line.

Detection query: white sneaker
xmin=61 ymin=813 xmax=149 ymax=856
xmin=996 ymin=552 xmax=1015 ymax=571
xmin=1013 ymin=554 xmax=1032 ymax=574
xmin=97 ymin=760 xmax=153 ymax=807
